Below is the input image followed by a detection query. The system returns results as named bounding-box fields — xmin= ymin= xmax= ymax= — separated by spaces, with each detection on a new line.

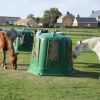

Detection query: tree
xmin=43 ymin=8 xmax=62 ymax=27
xmin=35 ymin=17 xmax=41 ymax=23
xmin=27 ymin=14 xmax=34 ymax=19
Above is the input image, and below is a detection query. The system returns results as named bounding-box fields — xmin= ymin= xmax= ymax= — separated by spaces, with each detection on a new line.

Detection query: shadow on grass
xmin=74 ymin=62 xmax=100 ymax=69
xmin=0 ymin=63 xmax=99 ymax=79
xmin=0 ymin=63 xmax=29 ymax=71
xmin=73 ymin=62 xmax=100 ymax=79
xmin=12 ymin=63 xmax=100 ymax=79
xmin=17 ymin=64 xmax=29 ymax=71
xmin=72 ymin=69 xmax=100 ymax=79
xmin=26 ymin=70 xmax=100 ymax=79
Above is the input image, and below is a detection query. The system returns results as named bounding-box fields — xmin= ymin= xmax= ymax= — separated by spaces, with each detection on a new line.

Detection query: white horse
xmin=73 ymin=37 xmax=100 ymax=60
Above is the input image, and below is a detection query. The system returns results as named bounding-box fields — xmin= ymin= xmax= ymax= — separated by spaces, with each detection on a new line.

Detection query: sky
xmin=0 ymin=0 xmax=100 ymax=18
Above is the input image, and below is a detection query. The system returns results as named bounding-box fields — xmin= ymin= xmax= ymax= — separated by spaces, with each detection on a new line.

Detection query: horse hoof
xmin=4 ymin=66 xmax=7 ymax=69
xmin=1 ymin=64 xmax=7 ymax=69
xmin=13 ymin=68 xmax=17 ymax=70
xmin=3 ymin=66 xmax=7 ymax=69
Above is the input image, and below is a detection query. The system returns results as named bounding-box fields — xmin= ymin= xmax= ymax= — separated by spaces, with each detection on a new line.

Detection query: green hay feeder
xmin=28 ymin=32 xmax=74 ymax=76
xmin=13 ymin=29 xmax=33 ymax=52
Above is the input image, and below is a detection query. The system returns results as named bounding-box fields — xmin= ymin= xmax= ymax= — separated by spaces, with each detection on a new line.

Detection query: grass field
xmin=0 ymin=29 xmax=100 ymax=100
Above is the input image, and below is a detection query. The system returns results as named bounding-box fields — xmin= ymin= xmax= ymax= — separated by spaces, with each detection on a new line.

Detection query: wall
xmin=78 ymin=23 xmax=98 ymax=27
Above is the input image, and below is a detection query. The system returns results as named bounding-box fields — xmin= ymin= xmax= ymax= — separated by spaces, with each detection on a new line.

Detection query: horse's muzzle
xmin=72 ymin=52 xmax=77 ymax=59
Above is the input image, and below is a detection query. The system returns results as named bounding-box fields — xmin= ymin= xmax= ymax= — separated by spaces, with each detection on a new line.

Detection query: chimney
xmin=77 ymin=14 xmax=80 ymax=18
xmin=92 ymin=10 xmax=95 ymax=13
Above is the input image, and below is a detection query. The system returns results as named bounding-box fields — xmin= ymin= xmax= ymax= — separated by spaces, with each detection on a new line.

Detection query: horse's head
xmin=72 ymin=40 xmax=86 ymax=59
xmin=7 ymin=28 xmax=24 ymax=44
xmin=17 ymin=31 xmax=25 ymax=44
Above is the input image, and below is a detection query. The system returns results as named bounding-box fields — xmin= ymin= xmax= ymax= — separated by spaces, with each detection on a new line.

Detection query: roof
xmin=90 ymin=10 xmax=100 ymax=18
xmin=58 ymin=14 xmax=66 ymax=19
xmin=0 ymin=16 xmax=20 ymax=20
xmin=16 ymin=18 xmax=33 ymax=23
xmin=76 ymin=17 xmax=97 ymax=23
xmin=58 ymin=12 xmax=75 ymax=19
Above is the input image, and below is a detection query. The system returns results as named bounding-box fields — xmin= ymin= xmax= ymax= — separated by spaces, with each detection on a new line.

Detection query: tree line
xmin=27 ymin=8 xmax=62 ymax=27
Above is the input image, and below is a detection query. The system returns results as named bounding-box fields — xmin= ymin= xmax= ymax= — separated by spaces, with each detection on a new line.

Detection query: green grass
xmin=0 ymin=31 xmax=100 ymax=100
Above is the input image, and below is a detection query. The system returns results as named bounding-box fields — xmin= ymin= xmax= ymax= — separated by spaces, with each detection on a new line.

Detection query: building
xmin=72 ymin=17 xmax=98 ymax=27
xmin=57 ymin=12 xmax=75 ymax=27
xmin=0 ymin=19 xmax=7 ymax=25
xmin=15 ymin=18 xmax=38 ymax=27
xmin=90 ymin=10 xmax=100 ymax=27
xmin=0 ymin=16 xmax=20 ymax=25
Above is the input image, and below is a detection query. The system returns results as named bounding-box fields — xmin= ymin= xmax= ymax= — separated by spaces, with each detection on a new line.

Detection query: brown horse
xmin=0 ymin=29 xmax=23 ymax=70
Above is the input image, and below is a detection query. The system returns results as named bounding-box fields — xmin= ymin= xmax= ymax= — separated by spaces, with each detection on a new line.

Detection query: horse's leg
xmin=9 ymin=49 xmax=17 ymax=70
xmin=2 ymin=50 xmax=7 ymax=69
xmin=8 ymin=41 xmax=17 ymax=70
xmin=10 ymin=49 xmax=17 ymax=70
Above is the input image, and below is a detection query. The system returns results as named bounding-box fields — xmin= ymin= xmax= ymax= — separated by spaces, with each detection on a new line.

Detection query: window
xmin=85 ymin=24 xmax=90 ymax=27
xmin=87 ymin=24 xmax=90 ymax=27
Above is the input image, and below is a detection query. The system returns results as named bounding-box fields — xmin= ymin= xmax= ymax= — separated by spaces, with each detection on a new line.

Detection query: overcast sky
xmin=0 ymin=0 xmax=100 ymax=18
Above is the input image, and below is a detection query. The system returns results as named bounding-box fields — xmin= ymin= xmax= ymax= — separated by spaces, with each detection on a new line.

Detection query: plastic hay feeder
xmin=28 ymin=32 xmax=74 ymax=76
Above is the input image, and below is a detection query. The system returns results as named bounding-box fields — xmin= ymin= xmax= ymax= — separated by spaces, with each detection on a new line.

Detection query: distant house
xmin=90 ymin=10 xmax=100 ymax=27
xmin=0 ymin=16 xmax=20 ymax=25
xmin=15 ymin=18 xmax=38 ymax=27
xmin=57 ymin=12 xmax=75 ymax=27
xmin=0 ymin=19 xmax=7 ymax=25
xmin=72 ymin=17 xmax=98 ymax=27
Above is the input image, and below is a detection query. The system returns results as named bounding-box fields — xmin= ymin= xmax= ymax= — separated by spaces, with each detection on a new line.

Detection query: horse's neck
xmin=85 ymin=38 xmax=100 ymax=60
xmin=87 ymin=38 xmax=99 ymax=50
xmin=81 ymin=39 xmax=91 ymax=50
